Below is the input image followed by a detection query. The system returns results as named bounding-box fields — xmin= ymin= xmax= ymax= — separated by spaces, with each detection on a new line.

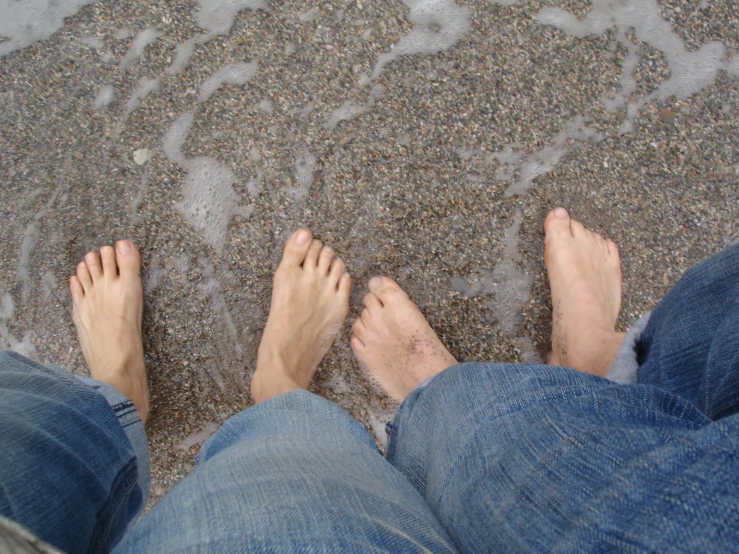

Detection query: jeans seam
xmin=89 ymin=456 xmax=139 ymax=554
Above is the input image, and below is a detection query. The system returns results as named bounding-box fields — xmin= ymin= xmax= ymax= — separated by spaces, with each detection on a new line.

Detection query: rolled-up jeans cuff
xmin=72 ymin=375 xmax=151 ymax=513
xmin=409 ymin=312 xmax=653 ymax=391
xmin=605 ymin=313 xmax=651 ymax=385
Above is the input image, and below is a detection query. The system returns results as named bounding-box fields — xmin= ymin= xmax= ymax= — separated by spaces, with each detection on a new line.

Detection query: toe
xmin=606 ymin=239 xmax=620 ymax=259
xmin=362 ymin=291 xmax=383 ymax=312
xmin=281 ymin=229 xmax=313 ymax=267
xmin=544 ymin=207 xmax=572 ymax=239
xmin=338 ymin=272 xmax=351 ymax=295
xmin=318 ymin=245 xmax=334 ymax=273
xmin=305 ymin=239 xmax=323 ymax=268
xmin=569 ymin=218 xmax=587 ymax=238
xmin=368 ymin=276 xmax=407 ymax=303
xmin=77 ymin=261 xmax=93 ymax=291
xmin=329 ymin=258 xmax=345 ymax=283
xmin=69 ymin=275 xmax=84 ymax=300
xmin=352 ymin=316 xmax=366 ymax=338
xmin=85 ymin=251 xmax=103 ymax=281
xmin=100 ymin=246 xmax=117 ymax=277
xmin=116 ymin=240 xmax=141 ymax=278
xmin=350 ymin=334 xmax=365 ymax=352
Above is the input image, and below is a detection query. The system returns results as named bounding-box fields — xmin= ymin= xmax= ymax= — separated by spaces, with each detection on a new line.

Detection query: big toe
xmin=368 ymin=276 xmax=408 ymax=304
xmin=115 ymin=240 xmax=141 ymax=278
xmin=544 ymin=207 xmax=572 ymax=239
xmin=281 ymin=229 xmax=313 ymax=267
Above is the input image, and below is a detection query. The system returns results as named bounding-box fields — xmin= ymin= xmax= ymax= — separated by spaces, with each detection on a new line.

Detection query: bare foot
xmin=251 ymin=230 xmax=351 ymax=404
xmin=351 ymin=276 xmax=457 ymax=402
xmin=69 ymin=241 xmax=149 ymax=423
xmin=544 ymin=207 xmax=625 ymax=377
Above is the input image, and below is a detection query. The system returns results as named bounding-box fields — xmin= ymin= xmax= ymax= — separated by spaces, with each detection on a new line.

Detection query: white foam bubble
xmin=41 ymin=270 xmax=57 ymax=301
xmin=486 ymin=144 xmax=522 ymax=181
xmin=119 ymin=28 xmax=164 ymax=71
xmin=290 ymin=102 xmax=315 ymax=119
xmin=248 ymin=146 xmax=262 ymax=163
xmin=537 ymin=0 xmax=737 ymax=130
xmin=602 ymin=38 xmax=639 ymax=113
xmin=6 ymin=332 xmax=37 ymax=360
xmin=177 ymin=158 xmax=249 ymax=251
xmin=489 ymin=117 xmax=602 ymax=197
xmin=452 ymin=211 xmax=538 ymax=360
xmin=93 ymin=84 xmax=115 ymax=110
xmin=365 ymin=398 xmax=397 ymax=450
xmin=371 ymin=0 xmax=470 ymax=78
xmin=257 ymin=99 xmax=274 ymax=115
xmin=489 ymin=210 xmax=531 ymax=335
xmin=17 ymin=222 xmax=40 ymax=303
xmin=298 ymin=6 xmax=320 ymax=23
xmin=125 ymin=77 xmax=160 ymax=113
xmin=0 ymin=291 xmax=37 ymax=360
xmin=324 ymin=372 xmax=353 ymax=396
xmin=163 ymin=112 xmax=252 ymax=252
xmin=114 ymin=27 xmax=134 ymax=40
xmin=198 ymin=61 xmax=258 ymax=102
xmin=728 ymin=55 xmax=739 ymax=79
xmin=80 ymin=36 xmax=103 ymax=49
xmin=246 ymin=175 xmax=263 ymax=197
xmin=195 ymin=0 xmax=266 ymax=34
xmin=0 ymin=291 xmax=15 ymax=320
xmin=163 ymin=112 xmax=194 ymax=166
xmin=517 ymin=336 xmax=540 ymax=363
xmin=166 ymin=0 xmax=264 ymax=74
xmin=115 ymin=77 xmax=159 ymax=135
xmin=167 ymin=36 xmax=204 ymax=75
xmin=292 ymin=148 xmax=316 ymax=201
xmin=197 ymin=258 xmax=243 ymax=357
xmin=144 ymin=267 xmax=166 ymax=294
xmin=174 ymin=255 xmax=191 ymax=276
xmin=0 ymin=0 xmax=96 ymax=56
xmin=325 ymin=101 xmax=368 ymax=129
xmin=369 ymin=84 xmax=385 ymax=105
xmin=176 ymin=422 xmax=219 ymax=450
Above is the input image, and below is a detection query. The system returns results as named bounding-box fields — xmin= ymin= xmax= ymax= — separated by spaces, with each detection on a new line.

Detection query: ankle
xmin=102 ymin=373 xmax=150 ymax=423
xmin=250 ymin=365 xmax=303 ymax=404
xmin=567 ymin=330 xmax=625 ymax=377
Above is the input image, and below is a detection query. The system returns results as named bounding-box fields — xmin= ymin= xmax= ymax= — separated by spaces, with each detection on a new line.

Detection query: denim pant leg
xmin=0 ymin=351 xmax=149 ymax=554
xmin=115 ymin=390 xmax=457 ymax=553
xmin=388 ymin=362 xmax=739 ymax=553
xmin=637 ymin=243 xmax=739 ymax=420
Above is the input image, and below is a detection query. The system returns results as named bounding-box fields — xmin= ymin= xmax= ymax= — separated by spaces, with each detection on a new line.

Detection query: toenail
xmin=294 ymin=230 xmax=310 ymax=245
xmin=369 ymin=276 xmax=382 ymax=289
xmin=554 ymin=207 xmax=568 ymax=218
xmin=117 ymin=241 xmax=131 ymax=255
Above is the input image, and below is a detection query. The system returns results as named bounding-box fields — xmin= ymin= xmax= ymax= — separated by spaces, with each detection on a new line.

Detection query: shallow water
xmin=1 ymin=0 xmax=736 ymax=496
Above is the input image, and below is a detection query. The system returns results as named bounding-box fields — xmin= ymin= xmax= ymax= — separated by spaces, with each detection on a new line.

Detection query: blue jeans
xmin=1 ymin=243 xmax=737 ymax=553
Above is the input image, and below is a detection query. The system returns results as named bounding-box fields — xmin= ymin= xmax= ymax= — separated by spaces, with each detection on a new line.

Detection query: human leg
xmin=0 ymin=240 xmax=151 ymax=553
xmin=388 ymin=361 xmax=739 ymax=553
xmin=349 ymin=207 xmax=625 ymax=401
xmin=354 ymin=210 xmax=739 ymax=551
xmin=635 ymin=242 xmax=739 ymax=420
xmin=115 ymin=389 xmax=457 ymax=553
xmin=115 ymin=230 xmax=456 ymax=553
